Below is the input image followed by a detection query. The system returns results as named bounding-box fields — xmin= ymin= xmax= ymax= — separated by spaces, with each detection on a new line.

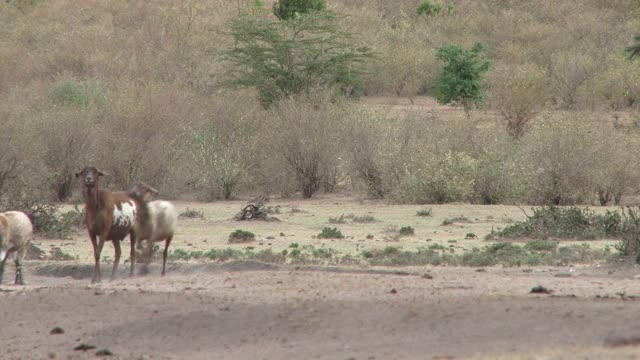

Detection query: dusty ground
xmin=2 ymin=260 xmax=640 ymax=360
xmin=4 ymin=195 xmax=639 ymax=359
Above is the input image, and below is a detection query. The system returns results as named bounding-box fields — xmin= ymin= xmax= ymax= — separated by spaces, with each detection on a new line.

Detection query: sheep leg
xmin=140 ymin=240 xmax=153 ymax=275
xmin=0 ymin=255 xmax=7 ymax=284
xmin=129 ymin=233 xmax=136 ymax=277
xmin=14 ymin=245 xmax=27 ymax=285
xmin=162 ymin=235 xmax=173 ymax=276
xmin=90 ymin=233 xmax=102 ymax=284
xmin=111 ymin=239 xmax=122 ymax=280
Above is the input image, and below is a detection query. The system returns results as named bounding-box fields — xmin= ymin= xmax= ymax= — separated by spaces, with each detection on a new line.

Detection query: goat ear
xmin=97 ymin=170 xmax=108 ymax=177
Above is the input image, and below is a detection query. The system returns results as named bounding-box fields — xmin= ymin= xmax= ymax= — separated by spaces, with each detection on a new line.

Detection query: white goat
xmin=0 ymin=211 xmax=33 ymax=285
xmin=129 ymin=183 xmax=177 ymax=276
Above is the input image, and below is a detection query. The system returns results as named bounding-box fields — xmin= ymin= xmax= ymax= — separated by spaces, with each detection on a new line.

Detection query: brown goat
xmin=76 ymin=166 xmax=148 ymax=283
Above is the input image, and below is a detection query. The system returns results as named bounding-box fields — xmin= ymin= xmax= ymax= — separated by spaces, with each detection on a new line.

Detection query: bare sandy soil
xmin=2 ymin=260 xmax=640 ymax=360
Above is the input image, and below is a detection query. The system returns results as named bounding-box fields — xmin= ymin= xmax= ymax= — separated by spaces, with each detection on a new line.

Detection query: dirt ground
xmin=2 ymin=259 xmax=640 ymax=360
xmin=3 ymin=196 xmax=639 ymax=359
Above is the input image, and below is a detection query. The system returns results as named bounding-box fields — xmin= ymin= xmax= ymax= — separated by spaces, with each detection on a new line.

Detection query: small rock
xmin=94 ymin=290 xmax=104 ymax=296
xmin=475 ymin=268 xmax=486 ymax=272
xmin=266 ymin=236 xmax=275 ymax=240
xmin=530 ymin=285 xmax=552 ymax=294
xmin=421 ymin=274 xmax=433 ymax=279
xmin=604 ymin=334 xmax=640 ymax=348
xmin=95 ymin=349 xmax=113 ymax=356
xmin=633 ymin=274 xmax=640 ymax=279
xmin=74 ymin=344 xmax=97 ymax=351
xmin=50 ymin=327 xmax=64 ymax=335
xmin=389 ymin=288 xmax=397 ymax=294
xmin=554 ymin=273 xmax=572 ymax=278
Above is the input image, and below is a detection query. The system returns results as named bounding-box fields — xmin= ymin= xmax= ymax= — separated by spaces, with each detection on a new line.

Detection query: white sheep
xmin=129 ymin=183 xmax=177 ymax=276
xmin=0 ymin=211 xmax=33 ymax=285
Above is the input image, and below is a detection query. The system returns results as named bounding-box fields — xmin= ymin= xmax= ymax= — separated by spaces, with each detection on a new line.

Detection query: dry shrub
xmin=174 ymin=91 xmax=260 ymax=201
xmin=518 ymin=114 xmax=640 ymax=205
xmin=586 ymin=54 xmax=640 ymax=111
xmin=94 ymin=82 xmax=190 ymax=191
xmin=343 ymin=107 xmax=394 ymax=198
xmin=256 ymin=96 xmax=344 ymax=198
xmin=488 ymin=63 xmax=548 ymax=139
xmin=548 ymin=51 xmax=605 ymax=109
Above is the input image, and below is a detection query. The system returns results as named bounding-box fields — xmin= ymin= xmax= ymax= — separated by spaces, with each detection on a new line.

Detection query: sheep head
xmin=129 ymin=182 xmax=159 ymax=202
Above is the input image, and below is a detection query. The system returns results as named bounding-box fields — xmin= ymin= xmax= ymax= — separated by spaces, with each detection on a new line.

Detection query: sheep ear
xmin=140 ymin=182 xmax=159 ymax=196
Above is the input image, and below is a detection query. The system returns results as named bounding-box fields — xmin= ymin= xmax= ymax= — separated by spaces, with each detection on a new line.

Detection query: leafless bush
xmin=257 ymin=97 xmax=344 ymax=198
xmin=488 ymin=63 xmax=548 ymax=139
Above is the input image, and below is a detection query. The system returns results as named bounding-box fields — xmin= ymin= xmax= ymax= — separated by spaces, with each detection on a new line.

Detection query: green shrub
xmin=416 ymin=0 xmax=454 ymax=17
xmin=441 ymin=216 xmax=471 ymax=226
xmin=328 ymin=214 xmax=347 ymax=224
xmin=352 ymin=215 xmax=377 ymax=223
xmin=433 ymin=43 xmax=490 ymax=111
xmin=489 ymin=205 xmax=622 ymax=240
xmin=416 ymin=208 xmax=433 ymax=217
xmin=50 ymin=77 xmax=108 ymax=110
xmin=416 ymin=0 xmax=442 ymax=16
xmin=228 ymin=229 xmax=256 ymax=243
xmin=524 ymin=239 xmax=558 ymax=252
xmin=398 ymin=226 xmax=415 ymax=236
xmin=179 ymin=208 xmax=205 ymax=219
xmin=273 ymin=0 xmax=325 ymax=20
xmin=317 ymin=227 xmax=344 ymax=239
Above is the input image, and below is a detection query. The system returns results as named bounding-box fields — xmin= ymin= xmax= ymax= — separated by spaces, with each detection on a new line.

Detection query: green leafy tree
xmin=273 ymin=0 xmax=325 ymax=20
xmin=223 ymin=11 xmax=373 ymax=107
xmin=433 ymin=43 xmax=490 ymax=111
xmin=626 ymin=35 xmax=640 ymax=60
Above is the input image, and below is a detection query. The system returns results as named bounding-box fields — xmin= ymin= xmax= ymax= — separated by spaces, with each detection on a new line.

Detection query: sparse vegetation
xmin=441 ymin=216 xmax=471 ymax=226
xmin=398 ymin=226 xmax=415 ymax=236
xmin=317 ymin=227 xmax=344 ymax=239
xmin=352 ymin=215 xmax=377 ymax=223
xmin=328 ymin=214 xmax=347 ymax=224
xmin=228 ymin=229 xmax=256 ymax=243
xmin=49 ymin=247 xmax=77 ymax=261
xmin=416 ymin=208 xmax=433 ymax=217
xmin=487 ymin=206 xmax=622 ymax=241
xmin=179 ymin=208 xmax=205 ymax=219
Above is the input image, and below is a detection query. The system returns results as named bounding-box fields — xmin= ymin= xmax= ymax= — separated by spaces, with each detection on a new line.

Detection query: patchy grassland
xmin=43 ymin=195 xmax=620 ymax=266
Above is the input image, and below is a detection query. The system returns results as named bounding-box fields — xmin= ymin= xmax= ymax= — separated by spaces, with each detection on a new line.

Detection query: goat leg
xmin=91 ymin=234 xmax=105 ymax=283
xmin=129 ymin=233 xmax=136 ymax=277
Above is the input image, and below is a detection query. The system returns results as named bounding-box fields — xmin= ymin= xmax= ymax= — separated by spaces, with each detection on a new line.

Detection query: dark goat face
xmin=130 ymin=182 xmax=159 ymax=202
xmin=75 ymin=166 xmax=107 ymax=188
